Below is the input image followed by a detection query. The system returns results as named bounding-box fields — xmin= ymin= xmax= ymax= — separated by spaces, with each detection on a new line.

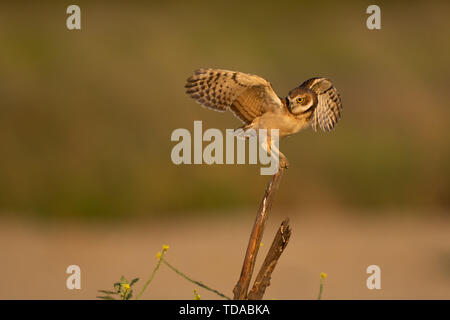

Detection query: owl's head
xmin=286 ymin=87 xmax=317 ymax=116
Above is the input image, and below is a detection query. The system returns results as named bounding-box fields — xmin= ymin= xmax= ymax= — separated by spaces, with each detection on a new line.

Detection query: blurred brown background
xmin=0 ymin=0 xmax=449 ymax=299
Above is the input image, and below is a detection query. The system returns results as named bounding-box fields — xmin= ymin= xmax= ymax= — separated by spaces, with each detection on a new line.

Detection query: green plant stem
xmin=317 ymin=280 xmax=324 ymax=300
xmin=136 ymin=251 xmax=166 ymax=299
xmin=161 ymin=258 xmax=231 ymax=300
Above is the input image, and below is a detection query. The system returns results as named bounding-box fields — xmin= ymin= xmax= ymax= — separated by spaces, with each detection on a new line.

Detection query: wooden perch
xmin=248 ymin=219 xmax=291 ymax=300
xmin=232 ymin=167 xmax=285 ymax=300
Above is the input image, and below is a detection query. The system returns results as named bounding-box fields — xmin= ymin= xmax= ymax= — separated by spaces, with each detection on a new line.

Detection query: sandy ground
xmin=1 ymin=209 xmax=450 ymax=300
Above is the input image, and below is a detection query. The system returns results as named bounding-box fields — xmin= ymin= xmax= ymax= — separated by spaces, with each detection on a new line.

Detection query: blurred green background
xmin=0 ymin=0 xmax=449 ymax=220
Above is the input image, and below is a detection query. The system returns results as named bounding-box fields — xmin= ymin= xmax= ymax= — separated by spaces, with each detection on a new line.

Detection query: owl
xmin=185 ymin=68 xmax=343 ymax=168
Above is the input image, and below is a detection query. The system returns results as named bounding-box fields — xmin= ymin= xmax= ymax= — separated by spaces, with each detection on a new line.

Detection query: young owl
xmin=185 ymin=68 xmax=343 ymax=168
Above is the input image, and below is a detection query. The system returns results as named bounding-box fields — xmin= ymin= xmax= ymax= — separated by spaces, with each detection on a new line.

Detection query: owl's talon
xmin=279 ymin=156 xmax=289 ymax=169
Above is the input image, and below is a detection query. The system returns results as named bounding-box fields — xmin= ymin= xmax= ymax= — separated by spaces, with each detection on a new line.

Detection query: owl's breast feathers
xmin=253 ymin=109 xmax=310 ymax=138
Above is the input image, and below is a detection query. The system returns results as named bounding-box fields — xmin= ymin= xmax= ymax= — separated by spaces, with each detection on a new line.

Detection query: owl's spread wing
xmin=300 ymin=77 xmax=343 ymax=132
xmin=185 ymin=69 xmax=285 ymax=124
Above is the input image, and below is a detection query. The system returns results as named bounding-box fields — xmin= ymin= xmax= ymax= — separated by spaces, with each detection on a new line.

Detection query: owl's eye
xmin=296 ymin=97 xmax=304 ymax=103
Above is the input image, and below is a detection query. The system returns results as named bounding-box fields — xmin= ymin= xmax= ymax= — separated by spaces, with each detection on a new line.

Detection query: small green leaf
xmin=130 ymin=278 xmax=139 ymax=286
xmin=98 ymin=290 xmax=117 ymax=295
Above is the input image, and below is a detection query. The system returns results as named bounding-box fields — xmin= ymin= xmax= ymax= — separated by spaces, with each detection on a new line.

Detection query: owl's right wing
xmin=185 ymin=68 xmax=285 ymax=124
xmin=300 ymin=77 xmax=343 ymax=132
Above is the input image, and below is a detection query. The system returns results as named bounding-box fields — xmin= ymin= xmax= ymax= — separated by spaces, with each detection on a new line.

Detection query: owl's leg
xmin=261 ymin=135 xmax=289 ymax=170
xmin=271 ymin=143 xmax=289 ymax=169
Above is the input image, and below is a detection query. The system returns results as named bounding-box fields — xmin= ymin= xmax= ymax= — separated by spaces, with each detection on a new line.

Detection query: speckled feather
xmin=185 ymin=69 xmax=343 ymax=133
xmin=299 ymin=77 xmax=343 ymax=132
xmin=185 ymin=68 xmax=284 ymax=124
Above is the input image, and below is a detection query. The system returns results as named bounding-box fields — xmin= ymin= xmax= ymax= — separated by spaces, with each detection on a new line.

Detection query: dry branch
xmin=232 ymin=167 xmax=285 ymax=300
xmin=248 ymin=219 xmax=291 ymax=300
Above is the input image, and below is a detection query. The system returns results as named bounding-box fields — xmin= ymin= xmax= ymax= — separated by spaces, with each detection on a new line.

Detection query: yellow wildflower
xmin=122 ymin=283 xmax=130 ymax=290
xmin=320 ymin=272 xmax=328 ymax=280
xmin=156 ymin=251 xmax=162 ymax=260
xmin=162 ymin=245 xmax=170 ymax=251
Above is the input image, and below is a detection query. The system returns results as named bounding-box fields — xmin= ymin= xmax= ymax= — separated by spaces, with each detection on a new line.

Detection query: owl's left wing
xmin=185 ymin=68 xmax=285 ymax=124
xmin=300 ymin=77 xmax=343 ymax=132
